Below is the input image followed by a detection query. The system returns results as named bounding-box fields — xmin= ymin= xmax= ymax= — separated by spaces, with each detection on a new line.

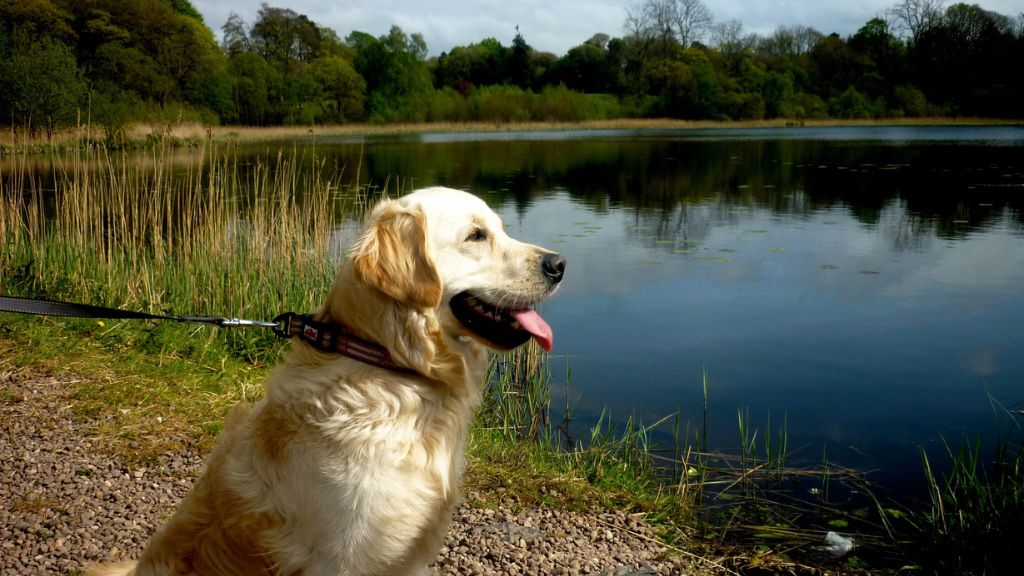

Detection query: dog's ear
xmin=352 ymin=203 xmax=442 ymax=309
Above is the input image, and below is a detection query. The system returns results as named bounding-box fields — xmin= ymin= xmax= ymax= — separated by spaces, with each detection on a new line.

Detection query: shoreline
xmin=2 ymin=117 xmax=1022 ymax=153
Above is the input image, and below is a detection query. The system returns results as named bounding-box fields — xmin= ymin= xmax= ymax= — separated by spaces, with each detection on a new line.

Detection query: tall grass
xmin=1 ymin=140 xmax=358 ymax=363
xmin=479 ymin=344 xmax=887 ymax=558
xmin=914 ymin=402 xmax=1024 ymax=574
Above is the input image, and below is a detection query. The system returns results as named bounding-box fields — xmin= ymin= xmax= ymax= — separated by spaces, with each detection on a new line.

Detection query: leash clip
xmin=218 ymin=317 xmax=282 ymax=329
xmin=271 ymin=312 xmax=296 ymax=339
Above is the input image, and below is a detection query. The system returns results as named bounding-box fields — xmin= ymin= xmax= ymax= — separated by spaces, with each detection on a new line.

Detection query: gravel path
xmin=1 ymin=370 xmax=701 ymax=576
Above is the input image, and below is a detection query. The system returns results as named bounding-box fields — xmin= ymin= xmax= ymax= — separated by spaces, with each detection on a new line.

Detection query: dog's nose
xmin=541 ymin=253 xmax=566 ymax=284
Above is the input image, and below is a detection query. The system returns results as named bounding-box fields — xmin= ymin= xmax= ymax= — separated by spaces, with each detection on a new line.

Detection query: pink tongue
xmin=509 ymin=309 xmax=553 ymax=352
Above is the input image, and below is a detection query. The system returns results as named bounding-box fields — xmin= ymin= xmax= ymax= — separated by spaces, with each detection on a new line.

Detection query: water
xmin=14 ymin=125 xmax=1024 ymax=496
xmin=311 ymin=125 xmax=1024 ymax=496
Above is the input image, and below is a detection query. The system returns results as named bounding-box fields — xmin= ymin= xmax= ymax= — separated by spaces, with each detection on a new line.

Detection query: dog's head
xmin=326 ymin=187 xmax=565 ymax=375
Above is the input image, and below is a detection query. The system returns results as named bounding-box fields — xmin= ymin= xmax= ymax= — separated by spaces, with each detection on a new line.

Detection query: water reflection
xmin=315 ymin=133 xmax=1024 ymax=241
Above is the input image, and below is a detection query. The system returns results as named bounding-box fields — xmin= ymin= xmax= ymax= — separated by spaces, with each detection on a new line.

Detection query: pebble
xmin=1 ymin=371 xmax=696 ymax=575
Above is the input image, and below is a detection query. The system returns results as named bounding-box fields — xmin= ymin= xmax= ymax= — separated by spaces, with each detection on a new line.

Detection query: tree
xmin=306 ymin=56 xmax=366 ymax=122
xmin=0 ymin=32 xmax=85 ymax=138
xmin=250 ymin=3 xmax=320 ymax=72
xmin=711 ymin=19 xmax=758 ymax=69
xmin=625 ymin=0 xmax=710 ymax=52
xmin=0 ymin=0 xmax=75 ymax=42
xmin=558 ymin=41 xmax=615 ymax=93
xmin=849 ymin=18 xmax=907 ymax=95
xmin=585 ymin=33 xmax=611 ymax=49
xmin=163 ymin=0 xmax=203 ymax=21
xmin=625 ymin=0 xmax=675 ymax=58
xmin=227 ymin=52 xmax=278 ymax=124
xmin=809 ymin=34 xmax=872 ymax=99
xmin=508 ymin=27 xmax=533 ymax=89
xmin=59 ymin=0 xmax=226 ymax=110
xmin=348 ymin=26 xmax=431 ymax=120
xmin=435 ymin=40 xmax=503 ymax=91
xmin=888 ymin=0 xmax=946 ymax=42
xmin=670 ymin=0 xmax=712 ymax=47
xmin=221 ymin=13 xmax=251 ymax=56
xmin=910 ymin=3 xmax=1019 ymax=115
xmin=757 ymin=25 xmax=823 ymax=58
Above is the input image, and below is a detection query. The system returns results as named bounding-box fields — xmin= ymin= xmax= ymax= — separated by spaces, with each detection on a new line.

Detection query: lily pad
xmin=884 ymin=508 xmax=906 ymax=519
xmin=696 ymin=256 xmax=733 ymax=263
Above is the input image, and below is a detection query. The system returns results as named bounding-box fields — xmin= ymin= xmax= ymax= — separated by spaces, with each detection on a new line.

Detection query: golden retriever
xmin=87 ymin=187 xmax=565 ymax=576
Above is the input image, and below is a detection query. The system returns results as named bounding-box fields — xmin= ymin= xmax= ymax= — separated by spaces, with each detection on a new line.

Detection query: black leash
xmin=0 ymin=295 xmax=412 ymax=372
xmin=0 ymin=295 xmax=281 ymax=330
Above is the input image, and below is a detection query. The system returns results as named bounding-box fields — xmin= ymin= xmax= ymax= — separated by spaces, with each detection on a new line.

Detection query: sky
xmin=191 ymin=0 xmax=1023 ymax=57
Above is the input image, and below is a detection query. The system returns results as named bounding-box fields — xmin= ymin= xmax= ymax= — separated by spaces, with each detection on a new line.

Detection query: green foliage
xmin=829 ymin=86 xmax=886 ymax=119
xmin=434 ymin=38 xmax=511 ymax=92
xmin=250 ymin=4 xmax=321 ymax=71
xmin=349 ymin=25 xmax=432 ymax=121
xmin=306 ymin=56 xmax=367 ymax=123
xmin=161 ymin=0 xmax=203 ymax=21
xmin=2 ymin=0 xmax=1022 ymax=130
xmin=909 ymin=2 xmax=1022 ymax=116
xmin=226 ymin=52 xmax=279 ymax=125
xmin=892 ymin=84 xmax=933 ymax=117
xmin=916 ymin=428 xmax=1024 ymax=575
xmin=392 ymin=84 xmax=624 ymax=124
xmin=0 ymin=31 xmax=86 ymax=138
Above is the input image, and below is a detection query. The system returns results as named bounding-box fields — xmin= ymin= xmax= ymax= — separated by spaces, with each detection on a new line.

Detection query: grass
xmin=1 ymin=140 xmax=364 ymax=365
xmin=3 ymin=142 xmax=1020 ymax=574
xmin=913 ymin=402 xmax=1024 ymax=575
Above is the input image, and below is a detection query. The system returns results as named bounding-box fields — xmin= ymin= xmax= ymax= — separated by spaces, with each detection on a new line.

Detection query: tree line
xmin=1 ymin=0 xmax=1022 ymax=138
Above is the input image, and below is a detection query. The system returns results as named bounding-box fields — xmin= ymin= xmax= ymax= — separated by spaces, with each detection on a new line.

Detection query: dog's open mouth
xmin=450 ymin=292 xmax=553 ymax=352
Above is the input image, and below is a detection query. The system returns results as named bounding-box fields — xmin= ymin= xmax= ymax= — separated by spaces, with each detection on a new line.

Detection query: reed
xmin=914 ymin=401 xmax=1024 ymax=574
xmin=480 ymin=341 xmax=554 ymax=442
xmin=0 ymin=140 xmax=357 ymax=364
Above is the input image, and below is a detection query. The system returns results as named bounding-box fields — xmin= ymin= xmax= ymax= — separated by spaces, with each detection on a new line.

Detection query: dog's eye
xmin=466 ymin=228 xmax=488 ymax=242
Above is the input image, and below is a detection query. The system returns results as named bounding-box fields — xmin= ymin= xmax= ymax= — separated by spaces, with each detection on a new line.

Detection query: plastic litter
xmin=821 ymin=531 xmax=855 ymax=558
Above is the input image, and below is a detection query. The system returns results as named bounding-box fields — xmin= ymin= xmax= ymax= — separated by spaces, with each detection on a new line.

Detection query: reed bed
xmin=914 ymin=402 xmax=1024 ymax=574
xmin=0 ymin=140 xmax=360 ymax=363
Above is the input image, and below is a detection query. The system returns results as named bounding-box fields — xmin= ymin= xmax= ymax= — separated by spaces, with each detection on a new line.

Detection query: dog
xmin=87 ymin=187 xmax=565 ymax=575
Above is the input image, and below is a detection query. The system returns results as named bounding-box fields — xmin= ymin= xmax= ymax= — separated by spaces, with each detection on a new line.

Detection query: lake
xmin=311 ymin=125 xmax=1024 ymax=496
xmin=14 ymin=125 xmax=1024 ymax=496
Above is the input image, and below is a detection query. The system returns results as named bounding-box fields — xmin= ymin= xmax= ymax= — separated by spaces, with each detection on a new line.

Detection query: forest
xmin=1 ymin=0 xmax=1022 ymax=137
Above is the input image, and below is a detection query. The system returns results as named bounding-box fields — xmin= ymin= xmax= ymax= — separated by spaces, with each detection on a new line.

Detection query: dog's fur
xmin=86 ymin=187 xmax=563 ymax=576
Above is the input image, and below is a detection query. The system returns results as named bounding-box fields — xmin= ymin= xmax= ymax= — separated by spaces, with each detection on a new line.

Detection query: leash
xmin=0 ymin=295 xmax=410 ymax=373
xmin=0 ymin=295 xmax=280 ymax=328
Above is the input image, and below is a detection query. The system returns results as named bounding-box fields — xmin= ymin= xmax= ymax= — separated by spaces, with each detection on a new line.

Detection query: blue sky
xmin=191 ymin=0 xmax=1023 ymax=56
